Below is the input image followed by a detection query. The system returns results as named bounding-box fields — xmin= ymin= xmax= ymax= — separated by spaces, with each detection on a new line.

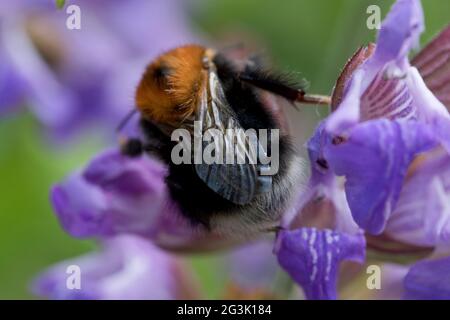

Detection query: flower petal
xmin=50 ymin=173 xmax=110 ymax=237
xmin=284 ymin=121 xmax=360 ymax=235
xmin=360 ymin=66 xmax=417 ymax=121
xmin=51 ymin=150 xmax=169 ymax=238
xmin=331 ymin=45 xmax=375 ymax=111
xmin=404 ymin=256 xmax=450 ymax=299
xmin=412 ymin=24 xmax=450 ymax=109
xmin=275 ymin=228 xmax=365 ymax=300
xmin=370 ymin=0 xmax=424 ymax=69
xmin=325 ymin=69 xmax=365 ymax=134
xmin=324 ymin=119 xmax=437 ymax=234
xmin=83 ymin=149 xmax=167 ymax=196
xmin=32 ymin=235 xmax=190 ymax=300
xmin=408 ymin=67 xmax=450 ymax=153
xmin=1 ymin=24 xmax=76 ymax=128
xmin=0 ymin=51 xmax=26 ymax=113
xmin=307 ymin=120 xmax=331 ymax=178
xmin=386 ymin=149 xmax=450 ymax=246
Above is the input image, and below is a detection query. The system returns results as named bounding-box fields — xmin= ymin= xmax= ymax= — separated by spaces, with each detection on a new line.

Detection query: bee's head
xmin=136 ymin=45 xmax=207 ymax=126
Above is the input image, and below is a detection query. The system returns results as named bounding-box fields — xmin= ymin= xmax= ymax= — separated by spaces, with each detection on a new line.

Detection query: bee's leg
xmin=239 ymin=68 xmax=331 ymax=105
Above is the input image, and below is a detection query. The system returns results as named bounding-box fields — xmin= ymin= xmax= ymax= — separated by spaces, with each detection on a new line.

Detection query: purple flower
xmin=275 ymin=228 xmax=365 ymax=300
xmin=313 ymin=0 xmax=450 ymax=235
xmin=0 ymin=0 xmax=196 ymax=138
xmin=274 ymin=1 xmax=450 ymax=296
xmin=299 ymin=0 xmax=450 ymax=300
xmin=273 ymin=124 xmax=365 ymax=300
xmin=51 ymin=149 xmax=240 ymax=251
xmin=32 ymin=235 xmax=198 ymax=299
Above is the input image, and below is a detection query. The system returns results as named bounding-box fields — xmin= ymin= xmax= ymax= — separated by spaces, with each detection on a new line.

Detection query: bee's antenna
xmin=116 ymin=109 xmax=138 ymax=133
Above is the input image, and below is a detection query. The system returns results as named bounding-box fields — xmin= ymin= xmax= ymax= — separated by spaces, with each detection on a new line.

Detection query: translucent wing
xmin=412 ymin=24 xmax=450 ymax=109
xmin=193 ymin=68 xmax=267 ymax=205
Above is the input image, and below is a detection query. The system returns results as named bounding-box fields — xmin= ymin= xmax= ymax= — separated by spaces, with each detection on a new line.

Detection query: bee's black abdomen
xmin=165 ymin=163 xmax=238 ymax=228
xmin=139 ymin=118 xmax=239 ymax=228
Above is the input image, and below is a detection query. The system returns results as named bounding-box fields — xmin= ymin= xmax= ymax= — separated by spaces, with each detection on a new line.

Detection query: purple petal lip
xmin=275 ymin=228 xmax=365 ymax=300
xmin=50 ymin=174 xmax=110 ymax=238
xmin=404 ymin=255 xmax=450 ymax=299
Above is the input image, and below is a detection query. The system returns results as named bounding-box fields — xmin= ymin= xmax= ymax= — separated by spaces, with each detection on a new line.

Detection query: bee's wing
xmin=412 ymin=24 xmax=450 ymax=109
xmin=193 ymin=69 xmax=259 ymax=205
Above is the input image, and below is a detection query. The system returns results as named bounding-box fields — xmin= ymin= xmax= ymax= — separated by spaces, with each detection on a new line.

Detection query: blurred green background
xmin=1 ymin=0 xmax=450 ymax=299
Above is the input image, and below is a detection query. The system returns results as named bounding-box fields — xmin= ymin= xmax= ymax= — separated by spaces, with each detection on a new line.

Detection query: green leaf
xmin=55 ymin=0 xmax=65 ymax=9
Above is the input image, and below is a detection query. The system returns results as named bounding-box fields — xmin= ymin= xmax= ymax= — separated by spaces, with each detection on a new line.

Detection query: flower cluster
xmin=32 ymin=0 xmax=450 ymax=299
xmin=0 ymin=0 xmax=195 ymax=139
xmin=22 ymin=0 xmax=211 ymax=300
xmin=275 ymin=0 xmax=450 ymax=299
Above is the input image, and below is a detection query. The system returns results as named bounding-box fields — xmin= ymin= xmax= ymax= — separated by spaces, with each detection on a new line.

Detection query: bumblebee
xmin=120 ymin=45 xmax=329 ymax=239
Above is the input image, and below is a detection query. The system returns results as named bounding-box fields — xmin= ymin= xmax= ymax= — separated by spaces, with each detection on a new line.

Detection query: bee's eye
xmin=153 ymin=65 xmax=171 ymax=87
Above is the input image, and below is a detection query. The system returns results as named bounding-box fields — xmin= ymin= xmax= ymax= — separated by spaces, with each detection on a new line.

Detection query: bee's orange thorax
xmin=135 ymin=45 xmax=207 ymax=126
